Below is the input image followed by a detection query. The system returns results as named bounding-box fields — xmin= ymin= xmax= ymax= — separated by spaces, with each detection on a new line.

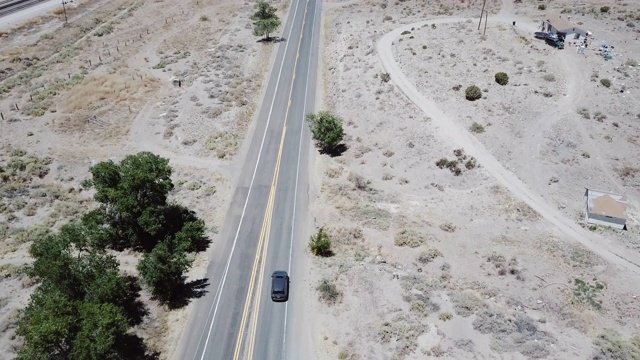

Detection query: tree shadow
xmin=121 ymin=276 xmax=148 ymax=326
xmin=320 ymin=144 xmax=348 ymax=157
xmin=167 ymin=278 xmax=210 ymax=310
xmin=115 ymin=333 xmax=160 ymax=360
xmin=257 ymin=36 xmax=286 ymax=43
xmin=317 ymin=250 xmax=334 ymax=258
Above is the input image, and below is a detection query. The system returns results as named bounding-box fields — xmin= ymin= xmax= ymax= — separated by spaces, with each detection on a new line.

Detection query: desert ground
xmin=0 ymin=0 xmax=285 ymax=358
xmin=310 ymin=0 xmax=640 ymax=359
xmin=2 ymin=0 xmax=640 ymax=359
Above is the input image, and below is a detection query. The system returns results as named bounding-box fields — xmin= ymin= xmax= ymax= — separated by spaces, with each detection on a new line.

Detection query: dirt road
xmin=376 ymin=2 xmax=640 ymax=274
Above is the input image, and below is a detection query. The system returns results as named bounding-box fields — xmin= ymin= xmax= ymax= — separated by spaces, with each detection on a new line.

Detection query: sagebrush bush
xmin=465 ymin=85 xmax=482 ymax=101
xmin=600 ymin=6 xmax=610 ymax=13
xmin=317 ymin=279 xmax=340 ymax=304
xmin=600 ymin=78 xmax=612 ymax=88
xmin=469 ymin=122 xmax=485 ymax=133
xmin=495 ymin=72 xmax=509 ymax=85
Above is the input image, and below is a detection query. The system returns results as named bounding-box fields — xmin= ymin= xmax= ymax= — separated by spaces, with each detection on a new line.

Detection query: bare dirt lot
xmin=311 ymin=0 xmax=640 ymax=359
xmin=0 ymin=0 xmax=284 ymax=358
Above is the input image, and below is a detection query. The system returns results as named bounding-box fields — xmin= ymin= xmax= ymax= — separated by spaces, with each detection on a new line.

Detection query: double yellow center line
xmin=232 ymin=0 xmax=311 ymax=359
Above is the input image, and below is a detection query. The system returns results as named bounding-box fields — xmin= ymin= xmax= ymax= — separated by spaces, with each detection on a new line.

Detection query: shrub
xmin=439 ymin=222 xmax=456 ymax=232
xmin=439 ymin=312 xmax=453 ymax=321
xmin=543 ymin=74 xmax=556 ymax=82
xmin=309 ymin=227 xmax=332 ymax=256
xmin=153 ymin=60 xmax=167 ymax=69
xmin=600 ymin=78 xmax=612 ymax=88
xmin=577 ymin=108 xmax=590 ymax=119
xmin=418 ymin=248 xmax=442 ymax=263
xmin=380 ymin=72 xmax=391 ymax=82
xmin=200 ymin=15 xmax=209 ymax=21
xmin=593 ymin=329 xmax=640 ymax=359
xmin=594 ymin=112 xmax=607 ymax=122
xmin=538 ymin=4 xmax=546 ymax=10
xmin=626 ymin=58 xmax=639 ymax=67
xmin=348 ymin=173 xmax=370 ymax=191
xmin=306 ymin=111 xmax=345 ymax=152
xmin=465 ymin=85 xmax=482 ymax=101
xmin=469 ymin=122 xmax=485 ymax=133
xmin=394 ymin=229 xmax=428 ymax=248
xmin=600 ymin=6 xmax=610 ymax=13
xmin=317 ymin=279 xmax=340 ymax=304
xmin=494 ymin=72 xmax=509 ymax=85
xmin=572 ymin=278 xmax=604 ymax=310
xmin=94 ymin=23 xmax=113 ymax=37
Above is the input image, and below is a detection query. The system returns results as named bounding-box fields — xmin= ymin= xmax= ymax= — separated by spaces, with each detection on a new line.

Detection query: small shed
xmin=545 ymin=14 xmax=588 ymax=39
xmin=584 ymin=189 xmax=629 ymax=230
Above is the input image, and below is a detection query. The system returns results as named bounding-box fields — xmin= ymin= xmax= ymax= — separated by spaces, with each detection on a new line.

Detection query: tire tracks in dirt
xmin=376 ymin=15 xmax=640 ymax=273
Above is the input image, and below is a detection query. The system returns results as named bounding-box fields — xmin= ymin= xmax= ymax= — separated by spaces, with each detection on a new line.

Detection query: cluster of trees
xmin=17 ymin=152 xmax=209 ymax=358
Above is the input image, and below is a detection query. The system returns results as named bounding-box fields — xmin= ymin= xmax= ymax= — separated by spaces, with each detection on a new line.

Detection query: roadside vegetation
xmin=251 ymin=0 xmax=281 ymax=40
xmin=306 ymin=111 xmax=345 ymax=154
xmin=16 ymin=152 xmax=210 ymax=358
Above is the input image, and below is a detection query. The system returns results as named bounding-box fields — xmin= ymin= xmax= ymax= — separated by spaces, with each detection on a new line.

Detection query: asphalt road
xmin=0 ymin=0 xmax=58 ymax=31
xmin=177 ymin=0 xmax=320 ymax=359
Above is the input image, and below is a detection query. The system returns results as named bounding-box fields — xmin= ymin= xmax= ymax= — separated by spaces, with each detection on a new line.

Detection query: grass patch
xmin=593 ymin=329 xmax=640 ymax=359
xmin=153 ymin=59 xmax=168 ymax=69
xmin=572 ymin=278 xmax=604 ymax=310
xmin=94 ymin=23 xmax=114 ymax=37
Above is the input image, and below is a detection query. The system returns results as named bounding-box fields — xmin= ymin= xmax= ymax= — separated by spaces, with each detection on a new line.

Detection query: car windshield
xmin=273 ymin=276 xmax=286 ymax=293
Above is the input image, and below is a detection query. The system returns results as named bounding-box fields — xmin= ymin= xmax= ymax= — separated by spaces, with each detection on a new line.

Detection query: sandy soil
xmin=310 ymin=0 xmax=640 ymax=359
xmin=0 ymin=0 xmax=285 ymax=358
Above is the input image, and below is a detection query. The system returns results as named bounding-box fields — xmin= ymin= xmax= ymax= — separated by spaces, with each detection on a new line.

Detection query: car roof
xmin=272 ymin=270 xmax=288 ymax=277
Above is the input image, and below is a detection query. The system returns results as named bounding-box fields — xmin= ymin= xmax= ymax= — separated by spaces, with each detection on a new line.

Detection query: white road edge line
xmin=198 ymin=0 xmax=303 ymax=358
xmin=282 ymin=0 xmax=317 ymax=358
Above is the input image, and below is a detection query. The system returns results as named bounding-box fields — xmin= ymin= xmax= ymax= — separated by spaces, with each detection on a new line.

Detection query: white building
xmin=584 ymin=189 xmax=629 ymax=230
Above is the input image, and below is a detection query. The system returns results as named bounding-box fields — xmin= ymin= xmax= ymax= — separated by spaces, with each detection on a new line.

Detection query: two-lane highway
xmin=176 ymin=0 xmax=320 ymax=358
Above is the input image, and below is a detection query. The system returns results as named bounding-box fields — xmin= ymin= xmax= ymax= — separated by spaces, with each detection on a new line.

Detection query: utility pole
xmin=484 ymin=10 xmax=488 ymax=36
xmin=478 ymin=0 xmax=487 ymax=30
xmin=62 ymin=0 xmax=68 ymax=24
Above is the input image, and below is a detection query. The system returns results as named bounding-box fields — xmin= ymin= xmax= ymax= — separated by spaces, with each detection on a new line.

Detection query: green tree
xmin=306 ymin=111 xmax=345 ymax=153
xmin=71 ymin=303 xmax=129 ymax=360
xmin=28 ymin=229 xmax=145 ymax=325
xmin=84 ymin=152 xmax=174 ymax=251
xmin=16 ymin=286 xmax=77 ymax=359
xmin=251 ymin=0 xmax=281 ymax=39
xmin=138 ymin=238 xmax=193 ymax=306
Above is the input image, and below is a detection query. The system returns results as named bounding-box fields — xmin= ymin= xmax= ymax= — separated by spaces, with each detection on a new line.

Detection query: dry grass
xmin=61 ymin=73 xmax=159 ymax=113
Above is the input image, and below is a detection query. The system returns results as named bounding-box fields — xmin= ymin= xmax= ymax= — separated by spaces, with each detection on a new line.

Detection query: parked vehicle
xmin=534 ymin=32 xmax=549 ymax=39
xmin=545 ymin=37 xmax=564 ymax=49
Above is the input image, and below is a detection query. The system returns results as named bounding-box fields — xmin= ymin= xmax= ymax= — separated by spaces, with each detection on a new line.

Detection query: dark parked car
xmin=534 ymin=32 xmax=549 ymax=39
xmin=271 ymin=271 xmax=289 ymax=302
xmin=545 ymin=37 xmax=564 ymax=49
